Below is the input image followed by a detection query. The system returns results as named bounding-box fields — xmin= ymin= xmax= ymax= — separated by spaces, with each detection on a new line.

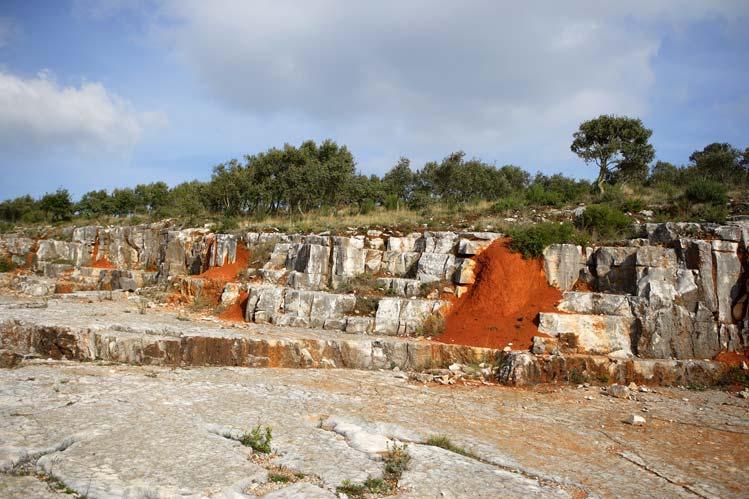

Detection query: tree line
xmin=1 ymin=116 xmax=747 ymax=226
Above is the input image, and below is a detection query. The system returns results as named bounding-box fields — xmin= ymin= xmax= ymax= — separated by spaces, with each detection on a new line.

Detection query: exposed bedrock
xmin=1 ymin=221 xmax=747 ymax=366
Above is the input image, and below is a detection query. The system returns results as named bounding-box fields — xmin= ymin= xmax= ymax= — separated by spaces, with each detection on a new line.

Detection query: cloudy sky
xmin=0 ymin=1 xmax=747 ymax=199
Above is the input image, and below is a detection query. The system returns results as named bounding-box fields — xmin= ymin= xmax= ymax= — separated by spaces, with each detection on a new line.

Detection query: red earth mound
xmin=199 ymin=242 xmax=250 ymax=281
xmin=219 ymin=291 xmax=249 ymax=322
xmin=436 ymin=239 xmax=561 ymax=350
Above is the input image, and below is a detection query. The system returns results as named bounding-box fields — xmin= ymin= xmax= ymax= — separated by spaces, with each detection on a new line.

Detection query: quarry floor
xmin=0 ymin=361 xmax=747 ymax=498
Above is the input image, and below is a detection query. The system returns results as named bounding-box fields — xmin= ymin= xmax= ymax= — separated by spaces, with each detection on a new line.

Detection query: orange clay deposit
xmin=199 ymin=242 xmax=250 ymax=281
xmin=436 ymin=239 xmax=561 ymax=350
xmin=714 ymin=349 xmax=749 ymax=367
xmin=219 ymin=291 xmax=249 ymax=322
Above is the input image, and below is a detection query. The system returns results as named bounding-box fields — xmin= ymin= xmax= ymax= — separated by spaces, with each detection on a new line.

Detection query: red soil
xmin=436 ymin=239 xmax=561 ymax=350
xmin=91 ymin=257 xmax=117 ymax=269
xmin=714 ymin=349 xmax=749 ymax=367
xmin=219 ymin=291 xmax=249 ymax=322
xmin=199 ymin=242 xmax=250 ymax=281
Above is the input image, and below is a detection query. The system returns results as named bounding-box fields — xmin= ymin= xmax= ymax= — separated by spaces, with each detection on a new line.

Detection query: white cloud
xmin=142 ymin=0 xmax=747 ymax=173
xmin=0 ymin=70 xmax=165 ymax=154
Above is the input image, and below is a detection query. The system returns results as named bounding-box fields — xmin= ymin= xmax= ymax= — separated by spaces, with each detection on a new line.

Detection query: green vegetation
xmin=1 ymin=120 xmax=746 ymax=237
xmin=571 ymin=115 xmax=655 ymax=192
xmin=574 ymin=204 xmax=632 ymax=240
xmin=0 ymin=257 xmax=16 ymax=273
xmin=425 ymin=435 xmax=479 ymax=459
xmin=684 ymin=180 xmax=728 ymax=205
xmin=383 ymin=442 xmax=411 ymax=482
xmin=239 ymin=425 xmax=273 ymax=454
xmin=508 ymin=222 xmax=585 ymax=258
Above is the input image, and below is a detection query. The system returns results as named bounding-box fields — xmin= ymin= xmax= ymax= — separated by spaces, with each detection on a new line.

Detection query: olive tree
xmin=571 ymin=115 xmax=655 ymax=193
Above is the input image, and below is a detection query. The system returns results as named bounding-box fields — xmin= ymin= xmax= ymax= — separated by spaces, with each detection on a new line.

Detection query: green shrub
xmin=383 ymin=442 xmax=411 ymax=482
xmin=359 ymin=199 xmax=376 ymax=215
xmin=574 ymin=204 xmax=632 ymax=239
xmin=696 ymin=204 xmax=728 ymax=223
xmin=684 ymin=180 xmax=728 ymax=205
xmin=214 ymin=216 xmax=239 ymax=233
xmin=426 ymin=435 xmax=478 ymax=459
xmin=618 ymin=198 xmax=646 ymax=213
xmin=384 ymin=194 xmax=400 ymax=211
xmin=524 ymin=184 xmax=563 ymax=207
xmin=508 ymin=222 xmax=584 ymax=258
xmin=239 ymin=425 xmax=273 ymax=454
xmin=491 ymin=195 xmax=526 ymax=213
xmin=0 ymin=257 xmax=16 ymax=273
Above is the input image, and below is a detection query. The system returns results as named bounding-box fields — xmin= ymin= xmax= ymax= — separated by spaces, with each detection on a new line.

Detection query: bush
xmin=0 ymin=257 xmax=16 ymax=273
xmin=524 ymin=184 xmax=563 ymax=207
xmin=214 ymin=216 xmax=239 ymax=233
xmin=508 ymin=222 xmax=584 ymax=258
xmin=618 ymin=198 xmax=646 ymax=213
xmin=696 ymin=204 xmax=728 ymax=223
xmin=383 ymin=194 xmax=400 ymax=211
xmin=684 ymin=180 xmax=728 ymax=205
xmin=491 ymin=195 xmax=526 ymax=214
xmin=383 ymin=442 xmax=411 ymax=482
xmin=574 ymin=204 xmax=632 ymax=239
xmin=359 ymin=198 xmax=376 ymax=215
xmin=239 ymin=425 xmax=272 ymax=454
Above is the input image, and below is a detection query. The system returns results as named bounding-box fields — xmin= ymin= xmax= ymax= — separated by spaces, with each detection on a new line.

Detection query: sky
xmin=0 ymin=0 xmax=747 ymax=200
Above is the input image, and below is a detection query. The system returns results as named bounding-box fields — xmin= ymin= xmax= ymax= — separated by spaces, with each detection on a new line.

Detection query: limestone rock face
xmin=416 ymin=231 xmax=457 ymax=254
xmin=381 ymin=251 xmax=420 ymax=276
xmin=209 ymin=234 xmax=238 ymax=267
xmin=537 ymin=312 xmax=634 ymax=355
xmin=543 ymin=244 xmax=584 ymax=291
xmin=591 ymin=247 xmax=638 ymax=294
xmin=0 ymin=236 xmax=34 ymax=267
xmin=416 ymin=253 xmax=456 ymax=283
xmin=453 ymin=258 xmax=477 ymax=285
xmin=457 ymin=238 xmax=491 ymax=257
xmin=373 ymin=297 xmax=446 ymax=335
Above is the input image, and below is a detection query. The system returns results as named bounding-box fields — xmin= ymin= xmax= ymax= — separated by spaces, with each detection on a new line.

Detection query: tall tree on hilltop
xmin=571 ymin=115 xmax=655 ymax=193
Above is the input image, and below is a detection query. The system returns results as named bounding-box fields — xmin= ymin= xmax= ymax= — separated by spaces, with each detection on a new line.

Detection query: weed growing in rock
xmin=336 ymin=480 xmax=366 ymax=497
xmin=240 ymin=425 xmax=273 ymax=454
xmin=425 ymin=435 xmax=479 ymax=459
xmin=336 ymin=477 xmax=390 ymax=497
xmin=383 ymin=441 xmax=411 ymax=482
xmin=415 ymin=313 xmax=445 ymax=337
xmin=0 ymin=256 xmax=15 ymax=272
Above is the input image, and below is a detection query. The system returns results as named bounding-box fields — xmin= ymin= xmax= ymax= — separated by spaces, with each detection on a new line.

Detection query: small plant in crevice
xmin=239 ymin=424 xmax=273 ymax=454
xmin=425 ymin=435 xmax=479 ymax=460
xmin=336 ymin=477 xmax=390 ymax=497
xmin=415 ymin=312 xmax=445 ymax=337
xmin=383 ymin=441 xmax=411 ymax=483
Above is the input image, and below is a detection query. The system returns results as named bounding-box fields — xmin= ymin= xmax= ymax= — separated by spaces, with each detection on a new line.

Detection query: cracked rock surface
xmin=0 ymin=362 xmax=747 ymax=498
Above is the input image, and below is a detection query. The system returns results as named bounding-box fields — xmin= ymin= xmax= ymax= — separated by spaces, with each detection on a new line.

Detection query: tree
xmin=689 ymin=143 xmax=743 ymax=183
xmin=39 ymin=188 xmax=74 ymax=222
xmin=77 ymin=189 xmax=113 ymax=217
xmin=382 ymin=158 xmax=414 ymax=208
xmin=571 ymin=115 xmax=655 ymax=193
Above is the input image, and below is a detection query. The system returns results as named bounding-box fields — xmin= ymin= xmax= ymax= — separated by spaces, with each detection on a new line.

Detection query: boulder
xmin=453 ymin=258 xmax=477 ymax=285
xmin=416 ymin=231 xmax=457 ymax=253
xmin=381 ymin=251 xmax=421 ymax=276
xmin=543 ymin=244 xmax=584 ymax=291
xmin=712 ymin=241 xmax=743 ymax=324
xmin=457 ymin=238 xmax=491 ymax=257
xmin=592 ymin=247 xmax=638 ymax=294
xmin=537 ymin=312 xmax=634 ymax=355
xmin=416 ymin=253 xmax=456 ymax=283
xmin=331 ymin=236 xmax=366 ymax=277
xmin=556 ymin=291 xmax=633 ymax=316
